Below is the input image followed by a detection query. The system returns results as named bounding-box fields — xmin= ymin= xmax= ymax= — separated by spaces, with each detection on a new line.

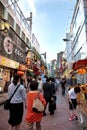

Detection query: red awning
xmin=34 ymin=71 xmax=40 ymax=75
xmin=33 ymin=65 xmax=39 ymax=70
xmin=73 ymin=59 xmax=87 ymax=70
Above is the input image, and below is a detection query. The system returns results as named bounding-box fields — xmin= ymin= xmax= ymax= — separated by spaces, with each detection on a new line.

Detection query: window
xmin=0 ymin=2 xmax=4 ymax=17
xmin=8 ymin=13 xmax=14 ymax=28
xmin=21 ymin=40 xmax=25 ymax=50
xmin=22 ymin=31 xmax=25 ymax=41
xmin=8 ymin=28 xmax=15 ymax=41
xmin=26 ymin=37 xmax=29 ymax=45
xmin=17 ymin=37 xmax=21 ymax=47
xmin=16 ymin=23 xmax=20 ymax=35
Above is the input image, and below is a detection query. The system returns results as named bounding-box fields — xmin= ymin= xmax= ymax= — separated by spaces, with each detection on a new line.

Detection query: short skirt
xmin=8 ymin=102 xmax=23 ymax=127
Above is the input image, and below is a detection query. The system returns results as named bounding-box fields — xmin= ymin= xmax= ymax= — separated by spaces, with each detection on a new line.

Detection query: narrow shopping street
xmin=0 ymin=87 xmax=83 ymax=130
xmin=0 ymin=1 xmax=87 ymax=130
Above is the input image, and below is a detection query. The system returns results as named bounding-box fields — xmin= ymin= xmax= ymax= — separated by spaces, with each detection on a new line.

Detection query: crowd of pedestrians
xmin=5 ymin=73 xmax=81 ymax=130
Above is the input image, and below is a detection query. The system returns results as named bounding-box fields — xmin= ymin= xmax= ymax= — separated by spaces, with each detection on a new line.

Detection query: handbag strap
xmin=9 ymin=84 xmax=20 ymax=101
xmin=36 ymin=91 xmax=40 ymax=98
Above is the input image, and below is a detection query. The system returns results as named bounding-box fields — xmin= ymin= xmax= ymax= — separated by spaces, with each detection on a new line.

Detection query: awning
xmin=27 ymin=70 xmax=35 ymax=76
xmin=34 ymin=71 xmax=40 ymax=75
xmin=28 ymin=69 xmax=33 ymax=72
xmin=73 ymin=59 xmax=87 ymax=70
xmin=27 ymin=69 xmax=35 ymax=76
xmin=33 ymin=65 xmax=39 ymax=70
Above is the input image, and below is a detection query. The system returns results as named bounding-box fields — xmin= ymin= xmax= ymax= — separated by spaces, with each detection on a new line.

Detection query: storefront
xmin=73 ymin=59 xmax=87 ymax=84
xmin=73 ymin=59 xmax=87 ymax=122
xmin=0 ymin=67 xmax=10 ymax=92
xmin=0 ymin=28 xmax=27 ymax=92
xmin=0 ymin=55 xmax=19 ymax=92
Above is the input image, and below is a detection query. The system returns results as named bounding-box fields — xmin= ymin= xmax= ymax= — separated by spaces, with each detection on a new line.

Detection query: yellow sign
xmin=0 ymin=55 xmax=19 ymax=69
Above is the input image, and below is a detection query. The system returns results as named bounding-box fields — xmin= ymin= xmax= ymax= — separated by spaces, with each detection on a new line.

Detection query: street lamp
xmin=63 ymin=38 xmax=72 ymax=42
xmin=63 ymin=38 xmax=74 ymax=60
xmin=26 ymin=12 xmax=32 ymax=32
xmin=40 ymin=52 xmax=46 ymax=60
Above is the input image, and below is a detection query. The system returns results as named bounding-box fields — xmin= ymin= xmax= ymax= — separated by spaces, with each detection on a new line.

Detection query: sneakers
xmin=74 ymin=115 xmax=78 ymax=120
xmin=73 ymin=115 xmax=76 ymax=119
xmin=69 ymin=116 xmax=74 ymax=121
xmin=69 ymin=115 xmax=78 ymax=121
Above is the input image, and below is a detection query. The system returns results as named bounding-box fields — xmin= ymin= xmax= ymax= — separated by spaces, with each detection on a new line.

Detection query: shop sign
xmin=15 ymin=48 xmax=23 ymax=57
xmin=41 ymin=66 xmax=45 ymax=70
xmin=26 ymin=58 xmax=31 ymax=65
xmin=4 ymin=37 xmax=23 ymax=58
xmin=3 ymin=37 xmax=13 ymax=54
xmin=18 ymin=64 xmax=27 ymax=71
xmin=0 ymin=55 xmax=19 ymax=69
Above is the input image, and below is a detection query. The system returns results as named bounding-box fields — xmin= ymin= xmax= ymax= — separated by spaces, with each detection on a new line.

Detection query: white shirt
xmin=11 ymin=77 xmax=13 ymax=83
xmin=38 ymin=81 xmax=43 ymax=89
xmin=68 ymin=88 xmax=76 ymax=99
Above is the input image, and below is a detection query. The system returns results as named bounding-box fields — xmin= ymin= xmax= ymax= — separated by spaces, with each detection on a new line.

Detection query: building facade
xmin=65 ymin=0 xmax=87 ymax=84
xmin=0 ymin=0 xmax=47 ymax=92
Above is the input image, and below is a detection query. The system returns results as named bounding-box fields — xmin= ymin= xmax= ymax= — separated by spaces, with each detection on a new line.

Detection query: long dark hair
xmin=13 ymin=74 xmax=20 ymax=85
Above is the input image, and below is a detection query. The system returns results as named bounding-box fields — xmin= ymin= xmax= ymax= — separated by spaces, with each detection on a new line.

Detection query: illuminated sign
xmin=0 ymin=55 xmax=19 ymax=69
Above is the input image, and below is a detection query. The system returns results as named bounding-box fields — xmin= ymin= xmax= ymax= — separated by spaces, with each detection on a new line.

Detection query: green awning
xmin=27 ymin=71 xmax=35 ymax=76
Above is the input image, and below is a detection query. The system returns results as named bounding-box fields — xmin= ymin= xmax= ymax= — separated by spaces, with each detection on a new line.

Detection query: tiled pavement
xmin=0 ymin=87 xmax=85 ymax=130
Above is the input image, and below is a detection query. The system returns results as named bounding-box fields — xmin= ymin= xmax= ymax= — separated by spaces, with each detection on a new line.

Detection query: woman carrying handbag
xmin=8 ymin=74 xmax=26 ymax=130
xmin=25 ymin=80 xmax=46 ymax=130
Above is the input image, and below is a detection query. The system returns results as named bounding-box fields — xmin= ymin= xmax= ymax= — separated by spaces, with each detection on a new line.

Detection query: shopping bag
xmin=4 ymin=99 xmax=11 ymax=110
xmin=4 ymin=84 xmax=20 ymax=110
xmin=32 ymin=97 xmax=44 ymax=113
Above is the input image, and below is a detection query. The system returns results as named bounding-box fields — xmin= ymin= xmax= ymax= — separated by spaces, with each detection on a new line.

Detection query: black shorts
xmin=69 ymin=99 xmax=77 ymax=110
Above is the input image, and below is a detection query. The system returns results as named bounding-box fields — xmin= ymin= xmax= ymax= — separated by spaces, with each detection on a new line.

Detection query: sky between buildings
xmin=18 ymin=0 xmax=76 ymax=63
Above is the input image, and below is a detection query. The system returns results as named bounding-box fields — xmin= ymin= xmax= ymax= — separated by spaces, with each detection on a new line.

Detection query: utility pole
xmin=41 ymin=52 xmax=47 ymax=62
xmin=26 ymin=12 xmax=32 ymax=33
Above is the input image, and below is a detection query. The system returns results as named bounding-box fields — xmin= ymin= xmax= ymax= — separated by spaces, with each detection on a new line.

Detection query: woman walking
xmin=25 ymin=80 xmax=46 ymax=130
xmin=8 ymin=74 xmax=26 ymax=130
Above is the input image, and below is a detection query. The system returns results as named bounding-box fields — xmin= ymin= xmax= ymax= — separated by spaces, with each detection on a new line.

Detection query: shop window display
xmin=0 ymin=68 xmax=10 ymax=92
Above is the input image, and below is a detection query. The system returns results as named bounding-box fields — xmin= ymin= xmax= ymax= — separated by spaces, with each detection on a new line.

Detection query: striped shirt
xmin=8 ymin=83 xmax=26 ymax=104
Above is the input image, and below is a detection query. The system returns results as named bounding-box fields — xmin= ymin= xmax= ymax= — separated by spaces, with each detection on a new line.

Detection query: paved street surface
xmin=0 ymin=87 xmax=84 ymax=130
